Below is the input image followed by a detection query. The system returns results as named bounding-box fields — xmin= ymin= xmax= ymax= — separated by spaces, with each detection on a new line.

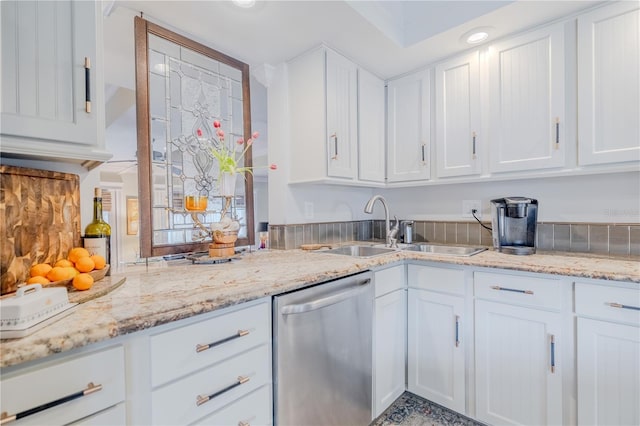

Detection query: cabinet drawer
xmin=0 ymin=346 xmax=125 ymax=426
xmin=152 ymin=343 xmax=271 ymax=426
xmin=474 ymin=271 xmax=562 ymax=310
xmin=575 ymin=282 xmax=640 ymax=324
xmin=150 ymin=300 xmax=270 ymax=387
xmin=408 ymin=265 xmax=465 ymax=295
xmin=375 ymin=265 xmax=405 ymax=297
xmin=192 ymin=385 xmax=272 ymax=426
xmin=69 ymin=403 xmax=126 ymax=425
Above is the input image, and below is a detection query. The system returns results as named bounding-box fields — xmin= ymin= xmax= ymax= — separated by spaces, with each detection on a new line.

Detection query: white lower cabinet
xmin=474 ymin=272 xmax=565 ymax=426
xmin=70 ymin=403 xmax=126 ymax=425
xmin=576 ymin=282 xmax=640 ymax=426
xmin=0 ymin=345 xmax=125 ymax=425
xmin=146 ymin=299 xmax=272 ymax=425
xmin=407 ymin=265 xmax=466 ymax=414
xmin=373 ymin=265 xmax=406 ymax=419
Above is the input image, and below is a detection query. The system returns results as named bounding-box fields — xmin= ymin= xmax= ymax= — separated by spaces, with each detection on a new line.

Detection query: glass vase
xmin=219 ymin=172 xmax=237 ymax=197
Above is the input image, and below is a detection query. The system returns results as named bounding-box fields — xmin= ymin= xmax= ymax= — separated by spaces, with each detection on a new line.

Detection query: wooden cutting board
xmin=0 ymin=165 xmax=81 ymax=295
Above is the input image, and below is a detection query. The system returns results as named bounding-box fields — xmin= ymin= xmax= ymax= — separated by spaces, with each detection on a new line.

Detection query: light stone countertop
xmin=1 ymin=247 xmax=638 ymax=368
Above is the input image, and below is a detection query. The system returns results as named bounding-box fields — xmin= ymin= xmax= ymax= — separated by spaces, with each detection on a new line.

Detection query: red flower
xmin=216 ymin=129 xmax=225 ymax=139
xmin=213 ymin=120 xmax=221 ymax=128
xmin=196 ymin=128 xmax=203 ymax=137
xmin=237 ymin=137 xmax=244 ymax=145
xmin=269 ymin=164 xmax=278 ymax=170
xmin=252 ymin=131 xmax=259 ymax=139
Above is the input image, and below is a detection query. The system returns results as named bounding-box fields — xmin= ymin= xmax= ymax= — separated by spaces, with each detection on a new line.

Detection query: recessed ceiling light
xmin=232 ymin=0 xmax=256 ymax=8
xmin=461 ymin=27 xmax=494 ymax=45
xmin=467 ymin=31 xmax=489 ymax=44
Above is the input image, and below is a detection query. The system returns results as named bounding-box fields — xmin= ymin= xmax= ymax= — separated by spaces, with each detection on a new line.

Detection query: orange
xmin=30 ymin=263 xmax=52 ymax=278
xmin=75 ymin=256 xmax=95 ymax=273
xmin=90 ymin=254 xmax=106 ymax=270
xmin=72 ymin=273 xmax=94 ymax=291
xmin=27 ymin=275 xmax=51 ymax=285
xmin=54 ymin=259 xmax=73 ymax=268
xmin=65 ymin=267 xmax=80 ymax=278
xmin=68 ymin=247 xmax=90 ymax=264
xmin=47 ymin=266 xmax=72 ymax=282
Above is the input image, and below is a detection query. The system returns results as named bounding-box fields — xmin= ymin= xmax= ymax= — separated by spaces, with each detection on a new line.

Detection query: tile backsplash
xmin=269 ymin=220 xmax=640 ymax=257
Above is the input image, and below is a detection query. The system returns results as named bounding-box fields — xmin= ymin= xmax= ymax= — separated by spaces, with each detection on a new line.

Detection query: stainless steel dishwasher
xmin=273 ymin=271 xmax=374 ymax=426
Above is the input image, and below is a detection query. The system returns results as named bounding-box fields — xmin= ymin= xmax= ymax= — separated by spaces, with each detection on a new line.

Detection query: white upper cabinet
xmin=325 ymin=49 xmax=358 ymax=179
xmin=488 ymin=23 xmax=566 ymax=173
xmin=435 ymin=51 xmax=481 ymax=178
xmin=387 ymin=70 xmax=431 ymax=182
xmin=577 ymin=2 xmax=640 ymax=166
xmin=0 ymin=0 xmax=110 ymax=168
xmin=358 ymin=68 xmax=386 ymax=183
xmin=289 ymin=46 xmax=384 ymax=184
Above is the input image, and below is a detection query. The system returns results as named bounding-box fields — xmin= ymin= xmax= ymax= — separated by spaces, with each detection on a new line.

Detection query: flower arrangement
xmin=198 ymin=120 xmax=277 ymax=179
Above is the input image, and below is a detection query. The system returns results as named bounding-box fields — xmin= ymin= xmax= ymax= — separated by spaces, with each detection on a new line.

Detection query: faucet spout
xmin=364 ymin=195 xmax=394 ymax=247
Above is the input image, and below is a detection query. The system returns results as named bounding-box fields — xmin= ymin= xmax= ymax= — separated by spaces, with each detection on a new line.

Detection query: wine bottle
xmin=84 ymin=188 xmax=111 ymax=274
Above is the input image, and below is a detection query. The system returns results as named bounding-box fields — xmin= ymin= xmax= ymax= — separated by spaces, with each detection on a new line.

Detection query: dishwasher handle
xmin=280 ymin=278 xmax=371 ymax=315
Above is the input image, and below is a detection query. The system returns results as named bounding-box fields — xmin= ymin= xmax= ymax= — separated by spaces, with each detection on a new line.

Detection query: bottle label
xmin=84 ymin=236 xmax=111 ymax=275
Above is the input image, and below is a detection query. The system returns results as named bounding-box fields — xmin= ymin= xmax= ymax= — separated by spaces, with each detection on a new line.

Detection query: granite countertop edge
xmin=1 ymin=248 xmax=638 ymax=369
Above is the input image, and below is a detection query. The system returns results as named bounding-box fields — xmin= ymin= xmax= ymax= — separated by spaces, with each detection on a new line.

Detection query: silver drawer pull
xmin=490 ymin=285 xmax=534 ymax=295
xmin=455 ymin=315 xmax=460 ymax=347
xmin=196 ymin=330 xmax=250 ymax=353
xmin=196 ymin=376 xmax=250 ymax=406
xmin=608 ymin=302 xmax=640 ymax=311
xmin=0 ymin=382 xmax=102 ymax=424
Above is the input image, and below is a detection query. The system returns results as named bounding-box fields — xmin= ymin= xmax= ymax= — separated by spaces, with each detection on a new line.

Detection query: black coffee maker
xmin=490 ymin=197 xmax=538 ymax=255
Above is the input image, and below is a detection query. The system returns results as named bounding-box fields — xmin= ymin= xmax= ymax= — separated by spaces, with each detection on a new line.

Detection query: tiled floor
xmin=372 ymin=392 xmax=484 ymax=426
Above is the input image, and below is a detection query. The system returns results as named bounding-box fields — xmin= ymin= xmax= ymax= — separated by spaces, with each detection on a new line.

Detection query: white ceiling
xmin=100 ymin=0 xmax=603 ymax=174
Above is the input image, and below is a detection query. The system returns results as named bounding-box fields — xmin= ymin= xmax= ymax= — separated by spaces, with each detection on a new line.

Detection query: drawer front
xmin=474 ymin=271 xmax=562 ymax=310
xmin=70 ymin=403 xmax=126 ymax=425
xmin=408 ymin=265 xmax=465 ymax=295
xmin=576 ymin=282 xmax=640 ymax=324
xmin=152 ymin=343 xmax=271 ymax=426
xmin=1 ymin=346 xmax=125 ymax=426
xmin=375 ymin=265 xmax=405 ymax=297
xmin=191 ymin=385 xmax=272 ymax=426
xmin=150 ymin=300 xmax=270 ymax=387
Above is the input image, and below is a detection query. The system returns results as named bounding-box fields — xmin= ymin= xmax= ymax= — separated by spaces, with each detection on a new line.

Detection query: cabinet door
xmin=435 ymin=51 xmax=481 ymax=178
xmin=1 ymin=0 xmax=97 ymax=146
xmin=326 ymin=49 xmax=358 ymax=179
xmin=577 ymin=318 xmax=640 ymax=426
xmin=488 ymin=23 xmax=565 ymax=173
xmin=373 ymin=289 xmax=406 ymax=418
xmin=475 ymin=300 xmax=562 ymax=425
xmin=387 ymin=71 xmax=430 ymax=182
xmin=358 ymin=68 xmax=386 ymax=183
xmin=408 ymin=289 xmax=465 ymax=413
xmin=577 ymin=2 xmax=640 ymax=166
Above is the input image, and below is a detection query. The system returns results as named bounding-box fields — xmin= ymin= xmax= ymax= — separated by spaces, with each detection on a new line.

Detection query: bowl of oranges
xmin=26 ymin=247 xmax=108 ymax=291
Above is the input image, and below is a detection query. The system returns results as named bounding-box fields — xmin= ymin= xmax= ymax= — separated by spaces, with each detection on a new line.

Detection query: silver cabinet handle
xmin=554 ymin=117 xmax=560 ymax=149
xmin=196 ymin=376 xmax=249 ymax=406
xmin=0 ymin=382 xmax=102 ymax=424
xmin=455 ymin=315 xmax=460 ymax=347
xmin=490 ymin=285 xmax=534 ymax=295
xmin=472 ymin=132 xmax=477 ymax=159
xmin=550 ymin=335 xmax=556 ymax=373
xmin=330 ymin=133 xmax=338 ymax=159
xmin=85 ymin=57 xmax=91 ymax=113
xmin=421 ymin=144 xmax=426 ymax=163
xmin=608 ymin=302 xmax=640 ymax=311
xmin=196 ymin=330 xmax=250 ymax=353
xmin=281 ymin=278 xmax=371 ymax=315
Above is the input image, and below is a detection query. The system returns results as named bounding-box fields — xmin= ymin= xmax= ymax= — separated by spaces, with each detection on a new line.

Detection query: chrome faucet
xmin=364 ymin=195 xmax=399 ymax=248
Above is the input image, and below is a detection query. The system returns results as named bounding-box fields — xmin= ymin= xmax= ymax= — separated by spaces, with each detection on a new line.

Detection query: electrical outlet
xmin=462 ymin=200 xmax=482 ymax=219
xmin=304 ymin=202 xmax=314 ymax=219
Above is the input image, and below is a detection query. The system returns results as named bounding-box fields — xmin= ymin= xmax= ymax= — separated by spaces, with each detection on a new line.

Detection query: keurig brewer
xmin=490 ymin=197 xmax=538 ymax=255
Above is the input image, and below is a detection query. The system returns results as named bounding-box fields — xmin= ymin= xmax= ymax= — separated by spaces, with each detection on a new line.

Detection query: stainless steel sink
xmin=319 ymin=245 xmax=397 ymax=258
xmin=405 ymin=243 xmax=487 ymax=256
